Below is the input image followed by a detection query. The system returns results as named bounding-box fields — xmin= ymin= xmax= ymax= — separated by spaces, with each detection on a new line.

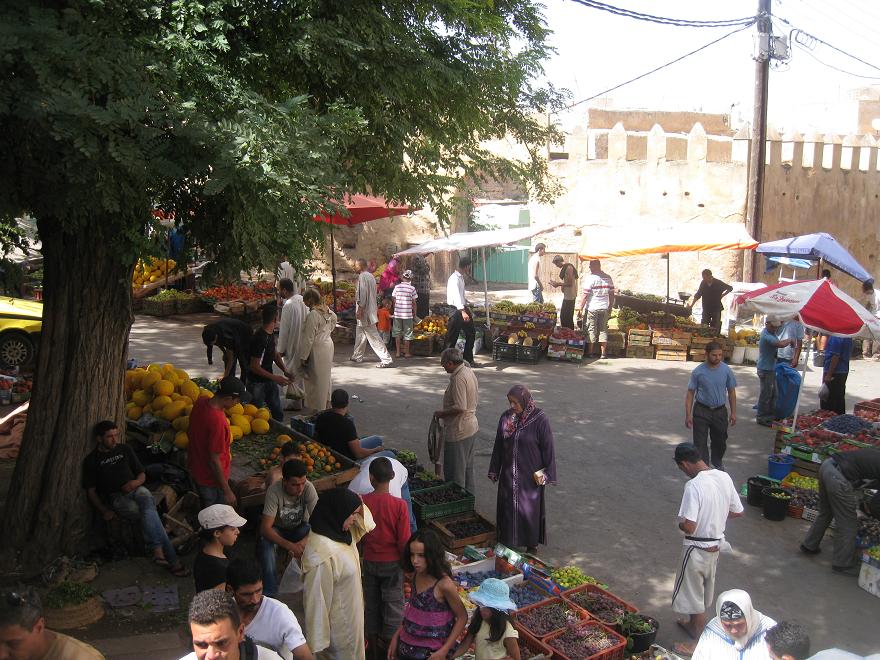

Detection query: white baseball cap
xmin=198 ymin=504 xmax=247 ymax=530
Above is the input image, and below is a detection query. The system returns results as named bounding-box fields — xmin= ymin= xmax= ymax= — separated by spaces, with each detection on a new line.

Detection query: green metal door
xmin=472 ymin=248 xmax=529 ymax=284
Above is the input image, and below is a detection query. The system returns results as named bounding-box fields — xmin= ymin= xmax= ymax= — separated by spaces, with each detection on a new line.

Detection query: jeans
xmin=363 ymin=560 xmax=405 ymax=639
xmin=250 ymin=380 xmax=283 ymax=421
xmin=110 ymin=487 xmax=178 ymax=564
xmin=259 ymin=522 xmax=311 ymax=597
xmin=820 ymin=373 xmax=848 ymax=415
xmin=197 ymin=485 xmax=224 ymax=509
xmin=531 ymin=286 xmax=544 ymax=303
xmin=443 ymin=433 xmax=476 ymax=493
xmin=560 ymin=299 xmax=575 ymax=329
xmin=691 ymin=402 xmax=728 ymax=469
xmin=756 ymin=369 xmax=777 ymax=422
xmin=802 ymin=459 xmax=859 ymax=568
xmin=445 ymin=309 xmax=475 ymax=363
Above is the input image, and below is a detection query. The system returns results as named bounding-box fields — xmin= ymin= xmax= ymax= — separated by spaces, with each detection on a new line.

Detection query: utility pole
xmin=744 ymin=0 xmax=771 ymax=282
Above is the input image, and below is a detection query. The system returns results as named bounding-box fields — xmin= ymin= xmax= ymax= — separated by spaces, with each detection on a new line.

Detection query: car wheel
xmin=0 ymin=332 xmax=34 ymax=367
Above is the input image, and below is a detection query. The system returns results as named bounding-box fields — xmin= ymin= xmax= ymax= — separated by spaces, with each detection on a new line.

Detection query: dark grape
xmin=509 ymin=582 xmax=549 ymax=609
xmin=454 ymin=570 xmax=502 ymax=589
xmin=517 ymin=601 xmax=577 ymax=637
xmin=567 ymin=591 xmax=627 ymax=624
xmin=414 ymin=484 xmax=468 ymax=505
xmin=446 ymin=519 xmax=493 ymax=538
xmin=548 ymin=624 xmax=617 ymax=658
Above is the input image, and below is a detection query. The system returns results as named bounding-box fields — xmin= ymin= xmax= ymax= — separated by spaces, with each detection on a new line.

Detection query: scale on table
xmin=678 ymin=291 xmax=691 ymax=305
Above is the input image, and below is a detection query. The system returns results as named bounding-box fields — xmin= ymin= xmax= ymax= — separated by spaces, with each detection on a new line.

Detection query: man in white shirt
xmin=181 ymin=589 xmax=285 ymax=660
xmin=527 ymin=243 xmax=546 ymax=303
xmin=671 ymin=443 xmax=744 ymax=656
xmin=577 ymin=259 xmax=615 ymax=359
xmin=861 ymin=280 xmax=880 ymax=359
xmin=777 ymin=318 xmax=805 ymax=368
xmin=277 ymin=278 xmax=307 ymax=406
xmin=351 ymin=258 xmax=393 ymax=367
xmin=227 ymin=560 xmax=313 ymax=660
xmin=444 ymin=255 xmax=477 ymax=366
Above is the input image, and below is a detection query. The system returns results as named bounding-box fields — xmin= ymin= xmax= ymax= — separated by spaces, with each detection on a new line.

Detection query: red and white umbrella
xmin=735 ymin=279 xmax=880 ymax=339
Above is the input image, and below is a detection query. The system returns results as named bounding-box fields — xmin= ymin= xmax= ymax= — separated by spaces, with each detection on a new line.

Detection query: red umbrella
xmin=312 ymin=195 xmax=413 ymax=310
xmin=735 ymin=279 xmax=880 ymax=339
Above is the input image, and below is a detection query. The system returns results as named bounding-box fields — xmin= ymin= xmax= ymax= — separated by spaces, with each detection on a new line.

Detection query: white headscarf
xmin=715 ymin=589 xmax=764 ymax=651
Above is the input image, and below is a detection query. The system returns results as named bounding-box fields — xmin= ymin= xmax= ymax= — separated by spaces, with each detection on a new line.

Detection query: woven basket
xmin=44 ymin=596 xmax=104 ymax=629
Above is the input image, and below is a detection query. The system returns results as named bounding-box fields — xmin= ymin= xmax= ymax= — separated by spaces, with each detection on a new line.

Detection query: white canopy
xmin=395 ymin=222 xmax=566 ymax=256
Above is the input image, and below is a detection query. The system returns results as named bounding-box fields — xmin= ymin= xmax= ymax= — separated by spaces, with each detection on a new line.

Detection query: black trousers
xmin=701 ymin=307 xmax=723 ymax=333
xmin=445 ymin=309 xmax=475 ymax=363
xmin=416 ymin=290 xmax=430 ymax=319
xmin=692 ymin=402 xmax=728 ymax=469
xmin=560 ymin=299 xmax=575 ymax=329
xmin=821 ymin=373 xmax=848 ymax=415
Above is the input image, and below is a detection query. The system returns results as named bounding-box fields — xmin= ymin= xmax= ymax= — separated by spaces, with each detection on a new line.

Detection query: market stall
xmin=756 ymin=232 xmax=873 ymax=283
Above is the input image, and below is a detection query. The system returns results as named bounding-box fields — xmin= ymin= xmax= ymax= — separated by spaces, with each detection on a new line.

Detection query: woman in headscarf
xmin=301 ymin=487 xmax=375 ymax=659
xmin=297 ymin=287 xmax=337 ymax=412
xmin=689 ymin=589 xmax=776 ymax=659
xmin=488 ymin=385 xmax=557 ymax=555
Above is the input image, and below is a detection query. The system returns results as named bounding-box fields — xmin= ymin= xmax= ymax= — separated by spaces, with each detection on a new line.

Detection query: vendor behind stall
xmin=314 ymin=389 xmax=393 ymax=462
xmin=688 ymin=269 xmax=733 ymax=332
xmin=202 ymin=318 xmax=253 ymax=380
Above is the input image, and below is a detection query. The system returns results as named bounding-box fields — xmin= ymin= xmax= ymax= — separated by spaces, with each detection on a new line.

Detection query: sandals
xmin=152 ymin=557 xmax=170 ymax=568
xmin=376 ymin=363 xmax=391 ymax=369
xmin=169 ymin=563 xmax=191 ymax=578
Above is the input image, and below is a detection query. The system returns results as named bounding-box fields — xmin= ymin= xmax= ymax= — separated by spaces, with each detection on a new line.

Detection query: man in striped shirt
xmin=578 ymin=259 xmax=615 ymax=359
xmin=391 ymin=270 xmax=419 ymax=358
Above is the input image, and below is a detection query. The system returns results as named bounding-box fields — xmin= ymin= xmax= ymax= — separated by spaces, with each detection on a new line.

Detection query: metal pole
xmin=790 ymin=330 xmax=811 ymax=433
xmin=330 ymin=223 xmax=338 ymax=312
xmin=482 ymin=247 xmax=491 ymax=330
xmin=744 ymin=0 xmax=771 ymax=283
xmin=666 ymin=253 xmax=670 ymax=303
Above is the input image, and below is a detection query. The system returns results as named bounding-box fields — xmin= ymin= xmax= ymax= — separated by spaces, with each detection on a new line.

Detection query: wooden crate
xmin=656 ymin=349 xmax=688 ymax=361
xmin=627 ymin=330 xmax=653 ymax=347
xmin=625 ymin=345 xmax=655 ymax=359
xmin=429 ymin=512 xmax=496 ymax=552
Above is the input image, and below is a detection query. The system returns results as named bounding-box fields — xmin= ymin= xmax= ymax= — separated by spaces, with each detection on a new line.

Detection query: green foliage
xmin=45 ymin=582 xmax=96 ymax=609
xmin=0 ymin=0 xmax=563 ymax=274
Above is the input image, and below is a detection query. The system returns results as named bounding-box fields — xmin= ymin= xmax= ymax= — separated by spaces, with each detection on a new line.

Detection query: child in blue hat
xmin=453 ymin=578 xmax=520 ymax=660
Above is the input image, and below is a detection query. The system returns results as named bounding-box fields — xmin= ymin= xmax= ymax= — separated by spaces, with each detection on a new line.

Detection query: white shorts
xmin=671 ymin=545 xmax=719 ymax=615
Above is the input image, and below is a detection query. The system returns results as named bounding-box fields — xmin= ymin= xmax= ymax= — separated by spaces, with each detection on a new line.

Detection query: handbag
xmin=428 ymin=414 xmax=444 ymax=464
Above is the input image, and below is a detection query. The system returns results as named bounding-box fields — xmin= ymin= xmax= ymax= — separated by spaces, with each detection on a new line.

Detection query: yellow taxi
xmin=0 ymin=297 xmax=42 ymax=367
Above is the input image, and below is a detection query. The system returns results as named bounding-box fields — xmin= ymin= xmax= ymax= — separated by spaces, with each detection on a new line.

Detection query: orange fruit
xmin=335 ymin=462 xmax=342 ymax=469
xmin=324 ymin=465 xmax=332 ymax=472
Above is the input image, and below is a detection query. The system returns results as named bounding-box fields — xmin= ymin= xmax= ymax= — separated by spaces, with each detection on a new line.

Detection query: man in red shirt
xmin=360 ymin=457 xmax=411 ymax=653
xmin=189 ymin=376 xmax=249 ymax=508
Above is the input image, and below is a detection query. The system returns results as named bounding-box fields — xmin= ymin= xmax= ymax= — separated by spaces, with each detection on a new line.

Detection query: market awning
xmin=755 ymin=232 xmax=872 ymax=283
xmin=395 ymin=222 xmax=565 ymax=256
xmin=313 ymin=194 xmax=412 ymax=225
xmin=577 ymin=222 xmax=758 ymax=260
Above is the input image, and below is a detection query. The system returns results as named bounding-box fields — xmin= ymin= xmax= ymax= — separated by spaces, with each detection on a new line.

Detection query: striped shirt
xmin=582 ymin=272 xmax=614 ymax=310
xmin=392 ymin=282 xmax=418 ymax=318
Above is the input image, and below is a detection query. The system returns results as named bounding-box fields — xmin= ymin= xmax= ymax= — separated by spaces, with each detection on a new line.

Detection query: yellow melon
xmin=199 ymin=388 xmax=214 ymax=399
xmin=174 ymin=431 xmax=189 ymax=449
xmin=161 ymin=400 xmax=187 ymax=421
xmin=230 ymin=425 xmax=243 ymax=440
xmin=172 ymin=415 xmax=190 ymax=431
xmin=142 ymin=403 xmax=153 ymax=414
xmin=141 ymin=371 xmax=161 ymax=390
xmin=162 ymin=363 xmax=175 ymax=376
xmin=127 ymin=406 xmax=143 ymax=421
xmin=184 ymin=404 xmax=193 ymax=415
xmin=180 ymin=380 xmax=200 ymax=402
xmin=152 ymin=395 xmax=173 ymax=409
xmin=126 ymin=369 xmax=144 ymax=388
xmin=243 ymin=403 xmax=258 ymax=417
xmin=226 ymin=403 xmax=244 ymax=416
xmin=230 ymin=414 xmax=251 ymax=436
xmin=174 ymin=369 xmax=190 ymax=382
xmin=147 ymin=363 xmax=163 ymax=374
xmin=132 ymin=389 xmax=152 ymax=407
xmin=252 ymin=419 xmax=270 ymax=435
xmin=170 ymin=392 xmax=181 ymax=401
xmin=255 ymin=408 xmax=270 ymax=421
xmin=153 ymin=379 xmax=174 ymax=397
xmin=179 ymin=395 xmax=193 ymax=405
xmin=276 ymin=433 xmax=292 ymax=447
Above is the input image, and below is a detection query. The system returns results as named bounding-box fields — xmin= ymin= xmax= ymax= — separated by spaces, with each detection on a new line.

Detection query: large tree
xmin=0 ymin=0 xmax=563 ymax=566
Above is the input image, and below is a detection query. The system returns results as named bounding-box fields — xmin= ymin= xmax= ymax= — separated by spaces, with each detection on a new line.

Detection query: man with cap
xmin=391 ymin=269 xmax=419 ymax=358
xmin=549 ymin=255 xmax=578 ymax=329
xmin=527 ymin=243 xmax=546 ymax=303
xmin=202 ymin=318 xmax=253 ymax=380
xmin=801 ymin=448 xmax=880 ymax=575
xmin=756 ymin=317 xmax=793 ymax=426
xmin=671 ymin=443 xmax=743 ymax=655
xmin=188 ymin=376 xmax=250 ymax=508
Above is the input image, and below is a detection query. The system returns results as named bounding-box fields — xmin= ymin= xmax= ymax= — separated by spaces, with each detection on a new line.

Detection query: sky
xmin=539 ymin=0 xmax=880 ymax=135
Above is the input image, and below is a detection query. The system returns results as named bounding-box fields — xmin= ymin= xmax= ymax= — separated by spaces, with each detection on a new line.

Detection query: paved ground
xmin=89 ymin=311 xmax=880 ymax=657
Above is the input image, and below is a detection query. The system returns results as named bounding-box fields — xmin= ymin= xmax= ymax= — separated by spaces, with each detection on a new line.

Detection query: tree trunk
xmin=2 ymin=219 xmax=133 ymax=570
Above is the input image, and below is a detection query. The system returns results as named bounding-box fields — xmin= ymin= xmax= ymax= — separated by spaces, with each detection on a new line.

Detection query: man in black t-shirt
xmin=82 ymin=421 xmax=187 ymax=576
xmin=202 ymin=318 xmax=253 ymax=380
xmin=248 ymin=304 xmax=291 ymax=422
xmin=689 ymin=269 xmax=733 ymax=333
xmin=313 ymin=389 xmax=391 ymax=462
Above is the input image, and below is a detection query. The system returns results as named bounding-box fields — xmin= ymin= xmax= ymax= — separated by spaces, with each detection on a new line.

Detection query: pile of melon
xmin=124 ymin=363 xmax=273 ymax=450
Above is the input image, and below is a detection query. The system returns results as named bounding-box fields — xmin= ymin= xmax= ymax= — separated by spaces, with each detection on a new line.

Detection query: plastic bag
xmin=775 ymin=363 xmax=802 ymax=419
xmin=277 ymin=558 xmax=304 ymax=594
xmin=818 ymin=382 xmax=830 ymax=401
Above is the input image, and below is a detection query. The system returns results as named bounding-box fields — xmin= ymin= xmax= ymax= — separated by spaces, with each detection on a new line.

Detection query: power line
xmin=560 ymin=24 xmax=752 ymax=112
xmin=773 ymin=15 xmax=880 ymax=73
xmin=567 ymin=0 xmax=758 ymax=28
xmin=792 ymin=39 xmax=880 ymax=80
xmin=795 ymin=0 xmax=879 ymax=56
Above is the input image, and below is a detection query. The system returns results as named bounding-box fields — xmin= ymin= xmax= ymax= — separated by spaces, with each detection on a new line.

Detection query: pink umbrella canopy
xmin=735 ymin=279 xmax=880 ymax=339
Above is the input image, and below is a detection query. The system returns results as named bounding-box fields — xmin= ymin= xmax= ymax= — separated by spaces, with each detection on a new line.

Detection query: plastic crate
xmin=517 ymin=343 xmax=543 ymax=364
xmin=512 ymin=597 xmax=589 ymax=639
xmin=561 ymin=584 xmax=637 ymax=628
xmin=411 ymin=482 xmax=475 ymax=522
xmin=493 ymin=337 xmax=518 ymax=362
xmin=544 ymin=619 xmax=627 ymax=660
xmin=802 ymin=507 xmax=819 ymax=522
xmin=512 ymin=622 xmax=555 ymax=659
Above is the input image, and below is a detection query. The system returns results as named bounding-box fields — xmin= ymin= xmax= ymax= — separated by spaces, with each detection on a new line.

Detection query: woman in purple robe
xmin=488 ymin=385 xmax=557 ymax=554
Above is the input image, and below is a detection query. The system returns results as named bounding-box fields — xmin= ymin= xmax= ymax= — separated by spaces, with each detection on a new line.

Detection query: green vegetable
xmin=45 ymin=582 xmax=95 ymax=609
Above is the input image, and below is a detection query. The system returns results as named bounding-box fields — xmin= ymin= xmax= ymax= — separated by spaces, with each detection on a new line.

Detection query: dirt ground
xmin=3 ymin=304 xmax=879 ymax=658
